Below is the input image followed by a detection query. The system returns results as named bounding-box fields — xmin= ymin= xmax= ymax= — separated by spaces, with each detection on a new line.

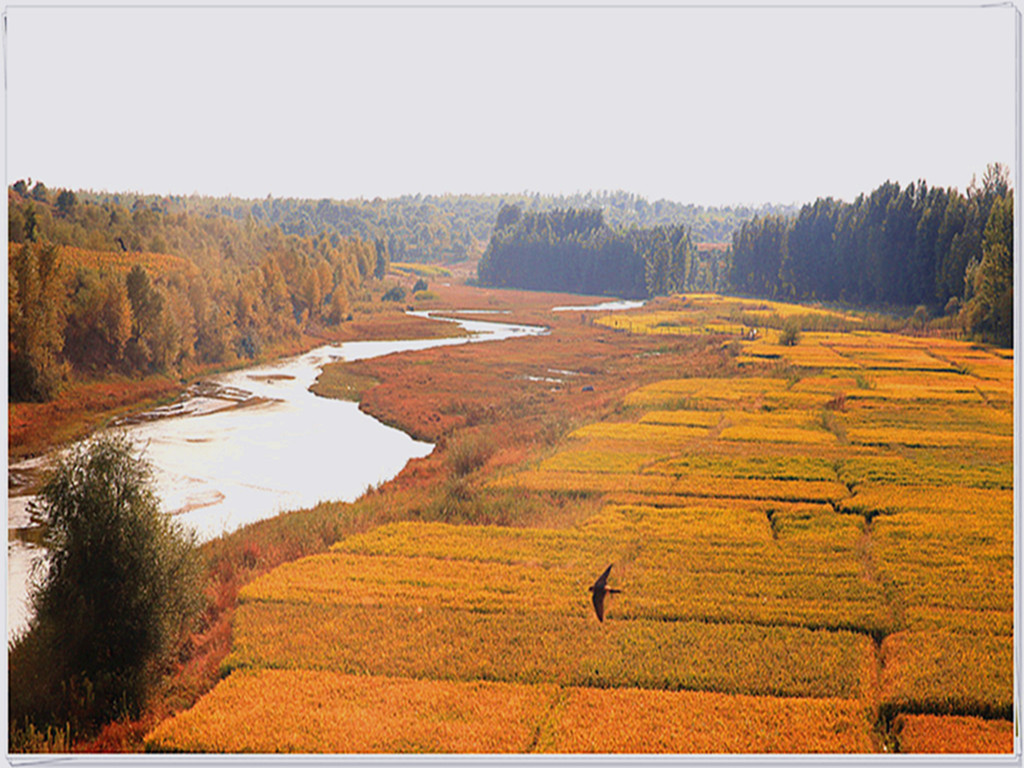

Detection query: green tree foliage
xmin=477 ymin=207 xmax=693 ymax=299
xmin=9 ymin=433 xmax=203 ymax=733
xmin=55 ymin=189 xmax=77 ymax=217
xmin=729 ymin=214 xmax=789 ymax=297
xmin=687 ymin=245 xmax=732 ymax=293
xmin=125 ymin=264 xmax=167 ymax=370
xmin=638 ymin=225 xmax=693 ymax=297
xmin=724 ymin=164 xmax=1013 ymax=346
xmin=373 ymin=238 xmax=390 ymax=279
xmin=965 ymin=191 xmax=1014 ymax=346
xmin=779 ymin=317 xmax=802 ymax=346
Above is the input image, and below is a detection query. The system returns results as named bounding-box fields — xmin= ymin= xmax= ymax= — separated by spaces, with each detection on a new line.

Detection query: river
xmin=7 ymin=312 xmax=546 ymax=641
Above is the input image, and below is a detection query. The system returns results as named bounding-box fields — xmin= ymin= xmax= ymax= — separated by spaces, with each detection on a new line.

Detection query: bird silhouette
xmin=588 ymin=563 xmax=622 ymax=622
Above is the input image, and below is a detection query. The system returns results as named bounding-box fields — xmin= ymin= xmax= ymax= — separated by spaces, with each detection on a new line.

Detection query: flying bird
xmin=588 ymin=563 xmax=622 ymax=622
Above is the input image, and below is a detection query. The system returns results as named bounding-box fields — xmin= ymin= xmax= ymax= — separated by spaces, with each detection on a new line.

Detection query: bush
xmin=779 ymin=318 xmax=802 ymax=346
xmin=9 ymin=433 xmax=203 ymax=738
xmin=381 ymin=284 xmax=406 ymax=302
xmin=447 ymin=433 xmax=494 ymax=478
xmin=412 ymin=278 xmax=429 ymax=293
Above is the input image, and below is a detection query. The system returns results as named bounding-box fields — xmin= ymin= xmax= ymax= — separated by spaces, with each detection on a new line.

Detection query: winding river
xmin=7 ymin=312 xmax=546 ymax=640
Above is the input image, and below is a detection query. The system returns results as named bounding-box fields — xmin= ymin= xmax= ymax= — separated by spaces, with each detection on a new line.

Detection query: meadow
xmin=145 ymin=291 xmax=1014 ymax=754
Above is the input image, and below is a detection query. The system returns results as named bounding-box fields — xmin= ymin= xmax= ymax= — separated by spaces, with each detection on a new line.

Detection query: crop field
xmin=893 ymin=714 xmax=1015 ymax=754
xmin=147 ymin=293 xmax=1015 ymax=754
xmin=389 ymin=261 xmax=453 ymax=279
xmin=58 ymin=245 xmax=198 ymax=277
xmin=145 ymin=669 xmax=876 ymax=754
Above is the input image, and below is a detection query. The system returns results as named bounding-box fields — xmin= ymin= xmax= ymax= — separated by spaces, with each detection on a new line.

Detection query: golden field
xmin=146 ymin=292 xmax=1015 ymax=754
xmin=146 ymin=669 xmax=878 ymax=754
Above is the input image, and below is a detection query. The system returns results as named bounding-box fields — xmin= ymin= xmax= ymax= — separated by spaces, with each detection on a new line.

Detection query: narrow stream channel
xmin=7 ymin=312 xmax=546 ymax=641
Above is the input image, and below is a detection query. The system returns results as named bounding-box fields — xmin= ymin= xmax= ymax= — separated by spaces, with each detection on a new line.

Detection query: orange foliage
xmin=9 ymin=375 xmax=180 ymax=460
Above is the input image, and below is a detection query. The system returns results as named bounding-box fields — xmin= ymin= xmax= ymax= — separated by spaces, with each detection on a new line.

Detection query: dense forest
xmin=8 ymin=182 xmax=386 ymax=402
xmin=69 ymin=188 xmax=793 ymax=263
xmin=477 ymin=206 xmax=697 ymax=299
xmin=729 ymin=164 xmax=1014 ymax=346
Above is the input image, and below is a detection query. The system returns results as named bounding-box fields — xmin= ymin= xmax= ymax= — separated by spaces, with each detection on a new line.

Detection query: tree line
xmin=729 ymin=163 xmax=1013 ymax=346
xmin=476 ymin=205 xmax=696 ymax=299
xmin=63 ymin=188 xmax=790 ymax=266
xmin=8 ymin=183 xmax=387 ymax=402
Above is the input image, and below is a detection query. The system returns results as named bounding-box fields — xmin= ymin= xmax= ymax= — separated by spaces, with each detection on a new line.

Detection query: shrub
xmin=447 ymin=433 xmax=495 ymax=477
xmin=381 ymin=284 xmax=406 ymax=302
xmin=9 ymin=433 xmax=203 ymax=738
xmin=412 ymin=278 xmax=429 ymax=293
xmin=779 ymin=318 xmax=802 ymax=346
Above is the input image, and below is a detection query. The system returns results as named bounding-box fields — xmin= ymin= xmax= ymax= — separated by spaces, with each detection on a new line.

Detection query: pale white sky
xmin=3 ymin=2 xmax=1019 ymax=206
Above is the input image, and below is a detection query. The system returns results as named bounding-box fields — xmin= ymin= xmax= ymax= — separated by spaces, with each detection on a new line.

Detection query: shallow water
xmin=7 ymin=312 xmax=544 ymax=640
xmin=551 ymin=299 xmax=645 ymax=312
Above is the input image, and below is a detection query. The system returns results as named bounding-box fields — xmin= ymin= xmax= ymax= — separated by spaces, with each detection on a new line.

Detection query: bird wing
xmin=591 ymin=589 xmax=605 ymax=622
xmin=592 ymin=563 xmax=613 ymax=592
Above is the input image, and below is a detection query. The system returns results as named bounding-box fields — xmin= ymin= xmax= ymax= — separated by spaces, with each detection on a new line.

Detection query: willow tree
xmin=9 ymin=434 xmax=203 ymax=734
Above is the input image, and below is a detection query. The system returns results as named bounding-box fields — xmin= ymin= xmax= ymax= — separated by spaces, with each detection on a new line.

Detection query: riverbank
xmin=7 ymin=303 xmax=474 ymax=465
xmin=8 ymin=300 xmax=548 ymax=644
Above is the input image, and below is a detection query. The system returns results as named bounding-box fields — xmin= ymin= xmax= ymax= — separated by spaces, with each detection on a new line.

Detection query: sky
xmin=3 ymin=2 xmax=1019 ymax=207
